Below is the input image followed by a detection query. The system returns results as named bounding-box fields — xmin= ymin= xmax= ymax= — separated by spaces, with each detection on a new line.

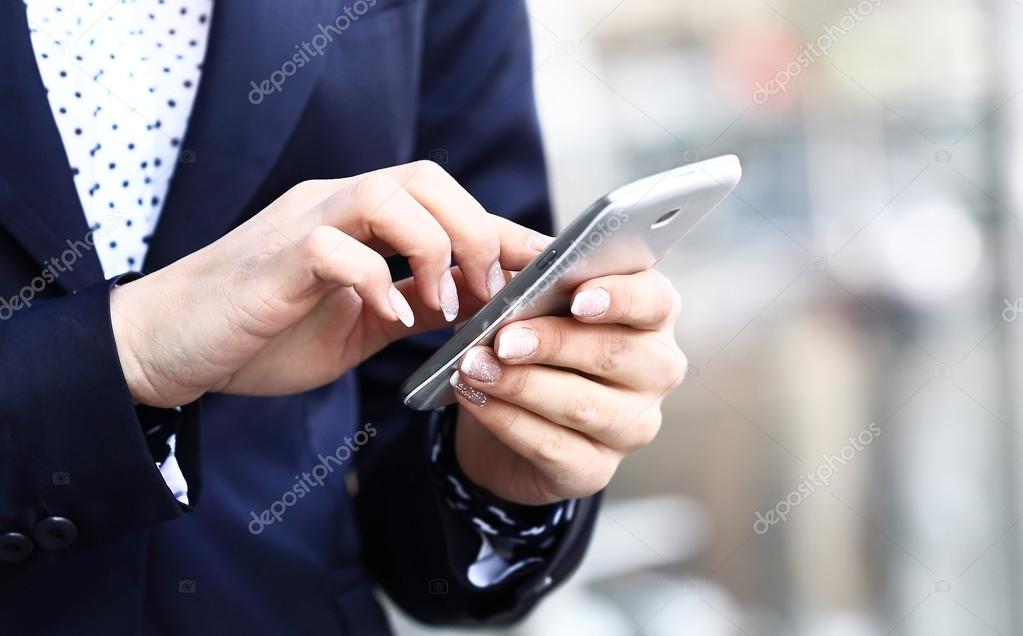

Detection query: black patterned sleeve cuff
xmin=428 ymin=406 xmax=579 ymax=576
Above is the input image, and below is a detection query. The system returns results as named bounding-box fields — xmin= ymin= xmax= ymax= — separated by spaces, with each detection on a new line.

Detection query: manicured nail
xmin=439 ymin=269 xmax=458 ymax=322
xmin=486 ymin=261 xmax=506 ymax=298
xmin=496 ymin=327 xmax=538 ymax=360
xmin=571 ymin=287 xmax=610 ymax=318
xmin=450 ymin=371 xmax=487 ymax=406
xmin=388 ymin=286 xmax=414 ymax=328
xmin=460 ymin=348 xmax=501 ymax=383
xmin=529 ymin=233 xmax=554 ymax=252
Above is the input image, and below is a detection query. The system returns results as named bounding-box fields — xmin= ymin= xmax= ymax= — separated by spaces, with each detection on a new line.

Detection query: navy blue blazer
xmin=0 ymin=1 xmax=600 ymax=634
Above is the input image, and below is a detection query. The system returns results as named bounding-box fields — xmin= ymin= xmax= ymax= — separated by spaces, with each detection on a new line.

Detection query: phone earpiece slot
xmin=651 ymin=208 xmax=680 ymax=229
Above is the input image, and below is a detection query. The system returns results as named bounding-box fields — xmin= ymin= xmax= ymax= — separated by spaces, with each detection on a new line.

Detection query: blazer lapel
xmin=0 ymin=2 xmax=104 ymax=292
xmin=143 ymin=0 xmax=340 ymax=273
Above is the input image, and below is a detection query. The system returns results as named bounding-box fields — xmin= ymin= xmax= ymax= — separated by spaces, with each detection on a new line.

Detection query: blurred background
xmin=391 ymin=1 xmax=1023 ymax=634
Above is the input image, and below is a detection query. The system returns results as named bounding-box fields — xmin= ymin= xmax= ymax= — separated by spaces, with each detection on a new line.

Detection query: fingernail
xmin=439 ymin=269 xmax=458 ymax=322
xmin=496 ymin=327 xmax=538 ymax=359
xmin=460 ymin=348 xmax=501 ymax=383
xmin=529 ymin=233 xmax=554 ymax=252
xmin=388 ymin=286 xmax=415 ymax=328
xmin=450 ymin=371 xmax=487 ymax=406
xmin=571 ymin=287 xmax=610 ymax=318
xmin=486 ymin=261 xmax=506 ymax=298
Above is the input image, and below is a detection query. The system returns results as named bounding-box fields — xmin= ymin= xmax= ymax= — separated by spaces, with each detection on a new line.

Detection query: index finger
xmin=379 ymin=161 xmax=553 ymax=299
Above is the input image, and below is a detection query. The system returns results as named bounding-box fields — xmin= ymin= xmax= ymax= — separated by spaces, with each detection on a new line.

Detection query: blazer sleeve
xmin=353 ymin=0 xmax=601 ymax=625
xmin=0 ymin=276 xmax=198 ymax=565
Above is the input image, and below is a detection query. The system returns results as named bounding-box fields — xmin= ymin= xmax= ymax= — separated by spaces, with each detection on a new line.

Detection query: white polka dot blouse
xmin=25 ymin=0 xmax=213 ymax=277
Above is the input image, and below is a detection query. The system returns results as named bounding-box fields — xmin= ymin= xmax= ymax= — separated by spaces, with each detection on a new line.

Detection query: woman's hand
xmin=110 ymin=161 xmax=548 ymax=407
xmin=451 ymin=269 xmax=686 ymax=505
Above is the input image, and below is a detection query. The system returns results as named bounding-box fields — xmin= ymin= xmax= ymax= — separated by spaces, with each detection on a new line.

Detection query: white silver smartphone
xmin=400 ymin=154 xmax=742 ymax=411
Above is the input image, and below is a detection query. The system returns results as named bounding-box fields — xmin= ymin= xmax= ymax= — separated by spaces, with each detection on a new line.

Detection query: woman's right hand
xmin=109 ymin=161 xmax=551 ymax=408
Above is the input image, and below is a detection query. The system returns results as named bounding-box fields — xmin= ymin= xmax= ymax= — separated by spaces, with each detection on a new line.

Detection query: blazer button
xmin=33 ymin=517 xmax=78 ymax=551
xmin=532 ymin=575 xmax=553 ymax=594
xmin=0 ymin=532 xmax=34 ymax=563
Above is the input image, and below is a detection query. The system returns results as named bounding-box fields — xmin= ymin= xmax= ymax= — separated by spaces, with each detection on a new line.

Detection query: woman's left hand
xmin=452 ymin=269 xmax=687 ymax=505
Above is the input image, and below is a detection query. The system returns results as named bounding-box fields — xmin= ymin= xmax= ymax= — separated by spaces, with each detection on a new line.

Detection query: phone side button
xmin=536 ymin=249 xmax=558 ymax=270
